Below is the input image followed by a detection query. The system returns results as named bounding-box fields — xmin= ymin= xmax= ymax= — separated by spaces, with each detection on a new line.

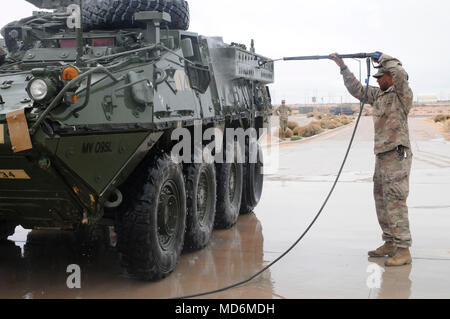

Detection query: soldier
xmin=331 ymin=52 xmax=413 ymax=267
xmin=276 ymin=100 xmax=292 ymax=138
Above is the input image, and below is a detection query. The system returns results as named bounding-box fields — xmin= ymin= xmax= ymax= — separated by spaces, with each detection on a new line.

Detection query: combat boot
xmin=368 ymin=242 xmax=397 ymax=258
xmin=385 ymin=248 xmax=412 ymax=267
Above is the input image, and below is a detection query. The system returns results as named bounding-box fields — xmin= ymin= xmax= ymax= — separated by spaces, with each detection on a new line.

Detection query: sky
xmin=2 ymin=0 xmax=450 ymax=104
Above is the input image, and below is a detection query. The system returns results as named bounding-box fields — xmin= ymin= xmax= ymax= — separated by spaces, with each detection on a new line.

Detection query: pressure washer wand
xmin=263 ymin=52 xmax=378 ymax=66
xmin=282 ymin=52 xmax=376 ymax=61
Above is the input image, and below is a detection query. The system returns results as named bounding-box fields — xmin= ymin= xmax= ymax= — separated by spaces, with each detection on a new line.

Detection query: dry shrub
xmin=285 ymin=128 xmax=293 ymax=138
xmin=319 ymin=119 xmax=331 ymax=129
xmin=319 ymin=117 xmax=344 ymax=129
xmin=293 ymin=126 xmax=302 ymax=136
xmin=434 ymin=114 xmax=450 ymax=123
xmin=339 ymin=115 xmax=352 ymax=125
xmin=315 ymin=113 xmax=324 ymax=120
xmin=294 ymin=122 xmax=323 ymax=138
xmin=288 ymin=121 xmax=299 ymax=130
xmin=326 ymin=120 xmax=340 ymax=129
xmin=307 ymin=112 xmax=315 ymax=118
xmin=327 ymin=114 xmax=338 ymax=121
xmin=445 ymin=119 xmax=450 ymax=131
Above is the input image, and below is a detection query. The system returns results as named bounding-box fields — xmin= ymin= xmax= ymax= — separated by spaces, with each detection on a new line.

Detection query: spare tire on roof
xmin=82 ymin=0 xmax=190 ymax=31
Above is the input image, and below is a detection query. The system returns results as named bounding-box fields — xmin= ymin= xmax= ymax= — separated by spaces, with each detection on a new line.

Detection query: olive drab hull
xmin=0 ymin=3 xmax=273 ymax=230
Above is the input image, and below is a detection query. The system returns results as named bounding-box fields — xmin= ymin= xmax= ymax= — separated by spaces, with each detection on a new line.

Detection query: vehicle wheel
xmin=117 ymin=154 xmax=186 ymax=281
xmin=215 ymin=144 xmax=244 ymax=230
xmin=183 ymin=162 xmax=216 ymax=251
xmin=83 ymin=0 xmax=190 ymax=31
xmin=0 ymin=221 xmax=16 ymax=241
xmin=240 ymin=142 xmax=264 ymax=214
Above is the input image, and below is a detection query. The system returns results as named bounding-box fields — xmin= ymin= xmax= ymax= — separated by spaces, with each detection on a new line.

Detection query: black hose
xmin=174 ymin=58 xmax=372 ymax=299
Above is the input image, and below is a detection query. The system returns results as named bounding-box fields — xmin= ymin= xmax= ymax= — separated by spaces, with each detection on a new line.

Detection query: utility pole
xmin=352 ymin=58 xmax=362 ymax=83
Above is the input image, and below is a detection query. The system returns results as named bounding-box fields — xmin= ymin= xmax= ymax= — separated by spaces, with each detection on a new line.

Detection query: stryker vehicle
xmin=0 ymin=0 xmax=273 ymax=280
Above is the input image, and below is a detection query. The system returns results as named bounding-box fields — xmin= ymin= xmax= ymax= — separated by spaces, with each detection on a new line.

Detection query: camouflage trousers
xmin=373 ymin=147 xmax=413 ymax=248
xmin=280 ymin=118 xmax=288 ymax=136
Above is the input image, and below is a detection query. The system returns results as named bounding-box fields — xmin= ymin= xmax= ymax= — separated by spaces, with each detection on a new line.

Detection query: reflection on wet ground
xmin=368 ymin=258 xmax=412 ymax=299
xmin=1 ymin=117 xmax=449 ymax=299
xmin=0 ymin=214 xmax=273 ymax=299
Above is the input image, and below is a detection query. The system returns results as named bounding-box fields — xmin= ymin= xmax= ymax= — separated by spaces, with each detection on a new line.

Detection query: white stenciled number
xmin=67 ymin=4 xmax=81 ymax=29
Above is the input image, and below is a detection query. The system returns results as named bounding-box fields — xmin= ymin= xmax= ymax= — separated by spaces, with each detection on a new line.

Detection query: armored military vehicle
xmin=0 ymin=0 xmax=273 ymax=280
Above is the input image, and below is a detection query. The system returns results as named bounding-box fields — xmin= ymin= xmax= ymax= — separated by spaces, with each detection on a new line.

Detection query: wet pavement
xmin=1 ymin=117 xmax=449 ymax=299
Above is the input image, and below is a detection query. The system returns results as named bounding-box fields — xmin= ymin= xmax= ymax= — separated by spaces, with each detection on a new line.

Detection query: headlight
xmin=29 ymin=79 xmax=48 ymax=101
xmin=27 ymin=78 xmax=56 ymax=102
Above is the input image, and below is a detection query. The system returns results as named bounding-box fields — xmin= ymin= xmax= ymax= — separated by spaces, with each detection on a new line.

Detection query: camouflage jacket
xmin=341 ymin=54 xmax=413 ymax=155
xmin=276 ymin=105 xmax=292 ymax=119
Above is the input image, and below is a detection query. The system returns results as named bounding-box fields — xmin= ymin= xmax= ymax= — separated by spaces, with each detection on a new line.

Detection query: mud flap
xmin=6 ymin=109 xmax=32 ymax=153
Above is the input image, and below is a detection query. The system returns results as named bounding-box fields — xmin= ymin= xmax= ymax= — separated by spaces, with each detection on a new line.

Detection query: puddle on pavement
xmin=0 ymin=214 xmax=275 ymax=299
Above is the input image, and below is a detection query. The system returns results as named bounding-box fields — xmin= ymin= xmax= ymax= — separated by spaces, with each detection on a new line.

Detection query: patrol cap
xmin=373 ymin=68 xmax=390 ymax=79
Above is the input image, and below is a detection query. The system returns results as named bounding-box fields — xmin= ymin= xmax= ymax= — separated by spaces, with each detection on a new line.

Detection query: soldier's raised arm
xmin=378 ymin=54 xmax=413 ymax=108
xmin=330 ymin=53 xmax=379 ymax=105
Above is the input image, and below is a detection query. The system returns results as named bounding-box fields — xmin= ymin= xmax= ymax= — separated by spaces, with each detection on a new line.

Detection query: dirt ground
xmin=410 ymin=103 xmax=450 ymax=117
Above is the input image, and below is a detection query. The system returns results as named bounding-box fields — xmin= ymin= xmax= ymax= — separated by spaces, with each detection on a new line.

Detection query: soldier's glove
xmin=371 ymin=52 xmax=383 ymax=62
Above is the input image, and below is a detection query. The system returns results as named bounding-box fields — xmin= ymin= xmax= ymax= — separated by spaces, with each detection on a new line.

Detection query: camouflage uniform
xmin=341 ymin=54 xmax=413 ymax=248
xmin=276 ymin=101 xmax=292 ymax=137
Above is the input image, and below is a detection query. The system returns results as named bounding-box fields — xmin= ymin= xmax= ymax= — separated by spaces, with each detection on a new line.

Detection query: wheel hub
xmin=157 ymin=180 xmax=180 ymax=251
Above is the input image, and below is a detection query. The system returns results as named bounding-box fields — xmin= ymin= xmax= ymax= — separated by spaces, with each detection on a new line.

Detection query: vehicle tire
xmin=117 ymin=153 xmax=186 ymax=281
xmin=214 ymin=144 xmax=244 ymax=230
xmin=83 ymin=0 xmax=190 ymax=31
xmin=240 ymin=142 xmax=264 ymax=214
xmin=0 ymin=221 xmax=16 ymax=241
xmin=183 ymin=162 xmax=216 ymax=251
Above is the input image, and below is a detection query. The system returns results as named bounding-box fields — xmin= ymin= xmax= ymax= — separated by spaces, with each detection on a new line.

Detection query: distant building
xmin=297 ymin=107 xmax=315 ymax=114
xmin=417 ymin=95 xmax=438 ymax=103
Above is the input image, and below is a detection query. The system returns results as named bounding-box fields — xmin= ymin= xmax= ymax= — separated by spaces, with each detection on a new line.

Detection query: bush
xmin=291 ymin=136 xmax=302 ymax=141
xmin=445 ymin=119 xmax=450 ymax=131
xmin=326 ymin=120 xmax=340 ymax=130
xmin=319 ymin=117 xmax=346 ymax=130
xmin=319 ymin=119 xmax=331 ymax=129
xmin=339 ymin=115 xmax=352 ymax=125
xmin=307 ymin=112 xmax=315 ymax=118
xmin=293 ymin=122 xmax=323 ymax=138
xmin=285 ymin=128 xmax=293 ymax=138
xmin=288 ymin=121 xmax=299 ymax=130
xmin=315 ymin=113 xmax=324 ymax=120
xmin=434 ymin=114 xmax=450 ymax=123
